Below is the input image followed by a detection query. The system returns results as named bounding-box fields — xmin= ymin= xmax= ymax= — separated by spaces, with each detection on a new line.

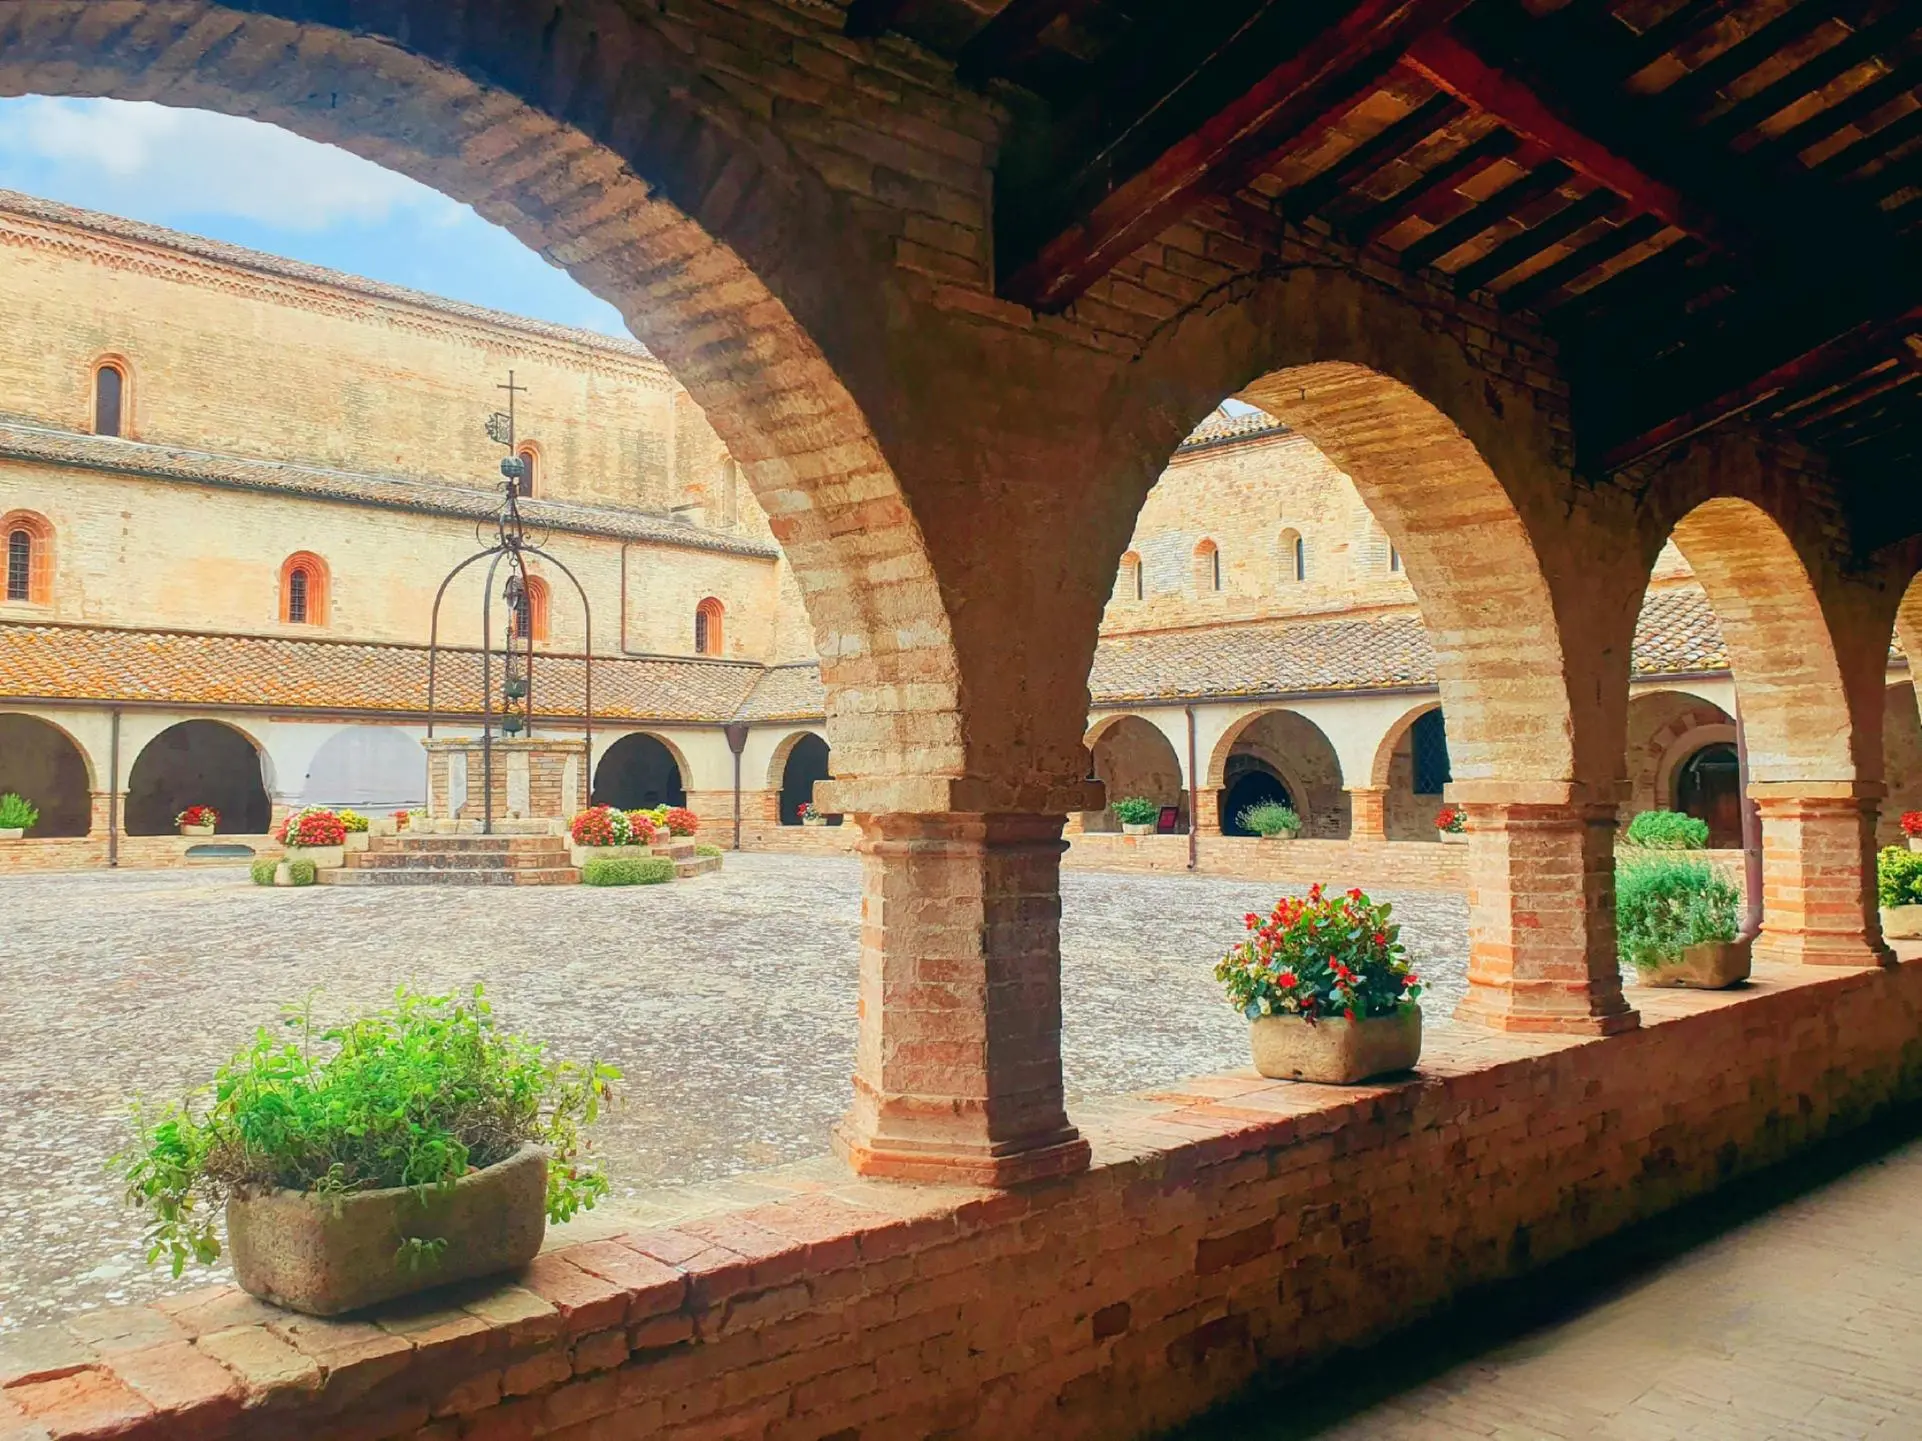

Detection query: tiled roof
xmin=0 ymin=588 xmax=1784 ymax=725
xmin=1178 ymin=406 xmax=1290 ymax=451
xmin=0 ymin=189 xmax=659 ymax=367
xmin=0 ymin=423 xmax=779 ymax=559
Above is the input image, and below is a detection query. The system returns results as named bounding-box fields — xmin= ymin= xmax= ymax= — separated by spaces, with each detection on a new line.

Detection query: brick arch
xmin=0 ymin=0 xmax=959 ymax=807
xmin=1083 ymin=714 xmax=1183 ymax=826
xmin=1206 ymin=707 xmax=1346 ymax=831
xmin=1368 ymin=700 xmax=1442 ymax=789
xmin=1624 ymin=690 xmax=1736 ymax=813
xmin=1896 ymin=574 xmax=1922 ymax=734
xmin=1668 ymin=498 xmax=1854 ymax=783
xmin=2 ymin=509 xmax=54 ymax=604
xmin=279 ymin=550 xmax=329 ymax=626
xmin=764 ymin=729 xmax=831 ymax=793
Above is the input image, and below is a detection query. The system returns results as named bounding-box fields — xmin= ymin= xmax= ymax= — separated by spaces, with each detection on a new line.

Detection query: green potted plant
xmin=1624 ymin=809 xmax=1710 ymax=851
xmin=1616 ymin=854 xmax=1748 ymax=988
xmin=1112 ymin=795 xmax=1160 ymax=836
xmin=1215 ymin=884 xmax=1423 ymax=1083
xmin=1879 ymin=845 xmax=1922 ymax=940
xmin=175 ymin=804 xmax=219 ymax=837
xmin=1434 ymin=804 xmax=1466 ymax=844
xmin=0 ymin=791 xmax=38 ymax=839
xmin=1238 ymin=800 xmax=1301 ymax=839
xmin=115 ymin=986 xmax=617 ymax=1316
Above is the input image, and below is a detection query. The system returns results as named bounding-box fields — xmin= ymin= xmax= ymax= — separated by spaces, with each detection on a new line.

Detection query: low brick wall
xmin=1064 ymin=832 xmax=1470 ymax=891
xmin=0 ymin=833 xmax=275 ymax=873
xmin=739 ymin=821 xmax=857 ymax=854
xmin=7 ymin=956 xmax=1918 ymax=1441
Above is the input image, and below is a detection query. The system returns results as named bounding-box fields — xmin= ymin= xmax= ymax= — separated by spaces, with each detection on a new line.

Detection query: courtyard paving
xmin=0 ymin=852 xmax=1467 ymax=1331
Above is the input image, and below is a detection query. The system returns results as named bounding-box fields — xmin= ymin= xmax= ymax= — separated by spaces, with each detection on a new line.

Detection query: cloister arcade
xmin=2 ymin=3 xmax=1922 ymax=1436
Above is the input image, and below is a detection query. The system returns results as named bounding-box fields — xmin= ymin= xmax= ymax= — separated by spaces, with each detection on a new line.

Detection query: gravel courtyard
xmin=0 ymin=853 xmax=1468 ymax=1331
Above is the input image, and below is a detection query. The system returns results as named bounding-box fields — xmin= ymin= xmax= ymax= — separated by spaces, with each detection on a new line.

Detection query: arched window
xmin=279 ymin=552 xmax=329 ymax=626
xmin=1120 ymin=551 xmax=1143 ymax=601
xmin=514 ymin=443 xmax=538 ymax=498
xmin=1194 ymin=539 xmax=1221 ymax=593
xmin=2 ymin=511 xmax=53 ymax=605
xmin=1280 ymin=528 xmax=1306 ymax=583
xmin=93 ymin=359 xmax=127 ymax=437
xmin=695 ymin=596 xmax=725 ymax=656
xmin=510 ymin=574 xmax=550 ymax=641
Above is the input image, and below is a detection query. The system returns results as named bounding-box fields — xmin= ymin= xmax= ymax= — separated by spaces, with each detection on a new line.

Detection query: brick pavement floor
xmin=1184 ymin=1131 xmax=1922 ymax=1441
xmin=0 ymin=852 xmax=1467 ymax=1331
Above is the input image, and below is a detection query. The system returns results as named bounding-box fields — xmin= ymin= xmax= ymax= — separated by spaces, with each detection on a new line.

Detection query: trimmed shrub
xmin=582 ymin=856 xmax=675 ymax=886
xmin=1616 ymin=854 xmax=1739 ymax=972
xmin=249 ymin=858 xmax=278 ymax=886
xmin=1112 ymin=795 xmax=1160 ymax=825
xmin=285 ymin=859 xmax=318 ymax=887
xmin=695 ymin=844 xmax=723 ymax=858
xmin=1878 ymin=846 xmax=1922 ymax=908
xmin=0 ymin=792 xmax=39 ymax=832
xmin=1625 ymin=809 xmax=1709 ymax=850
xmin=1238 ymin=801 xmax=1301 ymax=837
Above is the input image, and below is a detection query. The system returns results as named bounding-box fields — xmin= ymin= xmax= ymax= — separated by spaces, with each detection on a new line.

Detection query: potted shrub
xmin=1434 ymin=804 xmax=1466 ymax=844
xmin=1616 ymin=853 xmax=1748 ymax=988
xmin=1879 ymin=845 xmax=1922 ymax=940
xmin=1238 ymin=801 xmax=1301 ymax=840
xmin=1625 ymin=809 xmax=1710 ymax=851
xmin=663 ymin=806 xmax=700 ymax=838
xmin=798 ymin=801 xmax=829 ymax=827
xmin=569 ymin=804 xmax=648 ymax=866
xmin=1113 ymin=795 xmax=1159 ymax=836
xmin=115 ymin=986 xmax=617 ymax=1316
xmin=175 ymin=804 xmax=219 ymax=837
xmin=274 ymin=807 xmax=348 ymax=870
xmin=0 ymin=791 xmax=38 ymax=839
xmin=582 ymin=855 xmax=676 ymax=886
xmin=1215 ymin=884 xmax=1423 ymax=1084
xmin=1903 ymin=810 xmax=1922 ymax=855
xmin=338 ymin=809 xmax=371 ymax=852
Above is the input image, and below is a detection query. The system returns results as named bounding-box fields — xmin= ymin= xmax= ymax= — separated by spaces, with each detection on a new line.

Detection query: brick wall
xmin=9 ymin=957 xmax=1917 ymax=1441
xmin=1063 ymin=832 xmax=1470 ymax=891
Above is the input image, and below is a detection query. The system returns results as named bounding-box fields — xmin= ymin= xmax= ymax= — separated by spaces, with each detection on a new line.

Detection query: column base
xmin=1455 ymin=983 xmax=1639 ymax=1036
xmin=831 ymin=1118 xmax=1091 ymax=1187
xmin=1752 ymin=934 xmax=1896 ymax=968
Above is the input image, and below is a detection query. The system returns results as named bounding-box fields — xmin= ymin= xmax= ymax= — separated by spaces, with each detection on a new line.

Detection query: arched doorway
xmin=593 ymin=733 xmax=688 ymax=810
xmin=125 ymin=720 xmax=269 ymax=834
xmin=1221 ymin=764 xmax=1294 ymax=838
xmin=0 ymin=713 xmax=92 ymax=836
xmin=302 ymin=726 xmax=426 ymax=811
xmin=778 ymin=733 xmax=836 ymax=825
xmin=1085 ymin=715 xmax=1183 ymax=832
xmin=1673 ymin=742 xmax=1742 ymax=849
xmin=1211 ymin=709 xmax=1349 ymax=838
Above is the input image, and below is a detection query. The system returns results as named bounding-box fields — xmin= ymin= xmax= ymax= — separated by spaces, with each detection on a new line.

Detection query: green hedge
xmin=1624 ymin=809 xmax=1709 ymax=850
xmin=582 ymin=855 xmax=676 ymax=887
xmin=1616 ymin=854 xmax=1738 ymax=973
xmin=250 ymin=858 xmax=277 ymax=887
xmin=1878 ymin=846 xmax=1922 ymax=908
xmin=694 ymin=844 xmax=723 ymax=858
xmin=286 ymin=859 xmax=317 ymax=887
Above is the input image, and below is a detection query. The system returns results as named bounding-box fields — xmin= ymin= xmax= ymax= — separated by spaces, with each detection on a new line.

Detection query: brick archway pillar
xmin=831 ymin=810 xmax=1093 ymax=1186
xmin=1452 ymin=784 xmax=1638 ymax=1036
xmin=1751 ymin=782 xmax=1893 ymax=967
xmin=1348 ymin=786 xmax=1389 ymax=842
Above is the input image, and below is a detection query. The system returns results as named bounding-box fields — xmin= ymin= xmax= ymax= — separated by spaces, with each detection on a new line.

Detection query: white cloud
xmin=0 ymin=97 xmax=462 ymax=230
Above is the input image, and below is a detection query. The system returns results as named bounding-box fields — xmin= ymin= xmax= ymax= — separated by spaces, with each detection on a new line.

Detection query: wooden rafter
xmin=1397 ymin=158 xmax=1570 ymax=271
xmin=955 ymin=0 xmax=1096 ymax=87
xmin=1348 ymin=127 xmax=1519 ymax=241
xmin=1450 ymin=186 xmax=1620 ymax=293
xmin=1497 ymin=212 xmax=1666 ymax=312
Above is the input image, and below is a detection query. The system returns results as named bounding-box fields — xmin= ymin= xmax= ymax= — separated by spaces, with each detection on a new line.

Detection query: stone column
xmin=1192 ymin=789 xmax=1220 ymax=835
xmin=87 ymin=790 xmax=114 ymax=837
xmin=1452 ymin=785 xmax=1638 ymax=1036
xmin=832 ymin=811 xmax=1091 ymax=1186
xmin=1348 ymin=786 xmax=1389 ymax=842
xmin=1751 ymin=782 xmax=1893 ymax=967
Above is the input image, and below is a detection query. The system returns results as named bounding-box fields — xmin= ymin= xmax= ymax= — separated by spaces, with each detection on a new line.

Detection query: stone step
xmin=378 ymin=836 xmax=565 ymax=854
xmin=317 ymin=866 xmax=581 ymax=887
xmin=350 ymin=850 xmax=564 ymax=871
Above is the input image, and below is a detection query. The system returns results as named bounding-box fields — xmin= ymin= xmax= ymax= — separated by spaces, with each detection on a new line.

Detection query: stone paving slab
xmin=0 ymin=853 xmax=1467 ymax=1330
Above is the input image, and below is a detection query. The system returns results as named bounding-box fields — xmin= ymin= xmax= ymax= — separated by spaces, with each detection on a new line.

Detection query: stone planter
xmin=1121 ymin=822 xmax=1154 ymax=836
xmin=343 ymin=832 xmax=370 ymax=854
xmin=1909 ymin=837 xmax=1922 ymax=854
xmin=1257 ymin=830 xmax=1299 ymax=842
xmin=369 ymin=818 xmax=399 ymax=837
xmin=569 ymin=842 xmax=653 ymax=869
xmin=226 ymin=1144 xmax=547 ymax=1317
xmin=1881 ymin=904 xmax=1922 ymax=940
xmin=0 ymin=828 xmax=22 ymax=840
xmin=803 ymin=816 xmax=828 ymax=827
xmin=1438 ymin=829 xmax=1467 ymax=845
xmin=1638 ymin=937 xmax=1752 ymax=990
xmin=180 ymin=823 xmax=216 ymax=837
xmin=1249 ymin=1005 xmax=1421 ymax=1084
xmin=282 ymin=844 xmax=345 ymax=870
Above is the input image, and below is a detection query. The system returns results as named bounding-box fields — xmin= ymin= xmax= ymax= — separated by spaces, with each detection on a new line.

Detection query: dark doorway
xmin=779 ymin=733 xmax=836 ymax=825
xmin=1220 ymin=760 xmax=1293 ymax=838
xmin=1675 ymin=742 xmax=1742 ymax=849
xmin=0 ymin=714 xmax=92 ymax=836
xmin=593 ymin=733 xmax=687 ymax=809
xmin=125 ymin=721 xmax=269 ymax=834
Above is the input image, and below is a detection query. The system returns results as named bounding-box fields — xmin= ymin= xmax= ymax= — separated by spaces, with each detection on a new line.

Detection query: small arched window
xmin=695 ymin=596 xmax=725 ymax=656
xmin=510 ymin=574 xmax=550 ymax=642
xmin=1120 ymin=551 xmax=1143 ymax=601
xmin=514 ymin=444 xmax=539 ymax=498
xmin=3 ymin=511 xmax=53 ymax=605
xmin=93 ymin=360 xmax=127 ymax=437
xmin=1194 ymin=539 xmax=1221 ymax=593
xmin=279 ymin=552 xmax=329 ymax=626
xmin=1280 ymin=528 xmax=1306 ymax=583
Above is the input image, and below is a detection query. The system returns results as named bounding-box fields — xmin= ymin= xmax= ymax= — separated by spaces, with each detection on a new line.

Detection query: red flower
xmin=1903 ymin=811 xmax=1922 ymax=839
xmin=1278 ymin=973 xmax=1297 ymax=989
xmin=1344 ymin=1008 xmax=1357 ymax=1022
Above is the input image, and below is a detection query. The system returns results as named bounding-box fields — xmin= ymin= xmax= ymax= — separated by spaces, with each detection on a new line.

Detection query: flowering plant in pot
xmin=175 ymin=804 xmax=220 ymax=836
xmin=570 ymin=804 xmax=635 ymax=848
xmin=1214 ymin=884 xmax=1423 ymax=1083
xmin=663 ymin=806 xmax=700 ymax=838
xmin=798 ymin=801 xmax=827 ymax=826
xmin=114 ymin=986 xmax=617 ymax=1316
xmin=1616 ymin=854 xmax=1747 ymax=988
xmin=275 ymin=807 xmax=348 ymax=869
xmin=0 ymin=791 xmax=39 ymax=839
xmin=1434 ymin=805 xmax=1466 ymax=843
xmin=1903 ymin=810 xmax=1922 ymax=852
xmin=337 ymin=808 xmax=372 ymax=851
xmin=1113 ymin=795 xmax=1159 ymax=836
xmin=1879 ymin=846 xmax=1922 ymax=940
xmin=625 ymin=811 xmax=660 ymax=846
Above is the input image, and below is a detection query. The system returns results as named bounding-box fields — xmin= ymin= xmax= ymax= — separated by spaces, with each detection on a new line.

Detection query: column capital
xmin=1748 ymin=780 xmax=1886 ymax=803
xmin=817 ymin=777 xmax=1106 ymax=818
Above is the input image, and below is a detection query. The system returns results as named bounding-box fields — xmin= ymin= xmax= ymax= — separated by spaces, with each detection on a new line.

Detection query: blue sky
xmin=0 ymin=96 xmax=630 ymax=337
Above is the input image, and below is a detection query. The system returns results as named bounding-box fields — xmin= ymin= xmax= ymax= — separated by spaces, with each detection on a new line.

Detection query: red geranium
xmin=175 ymin=804 xmax=219 ymax=829
xmin=663 ymin=806 xmax=700 ymax=837
xmin=1902 ymin=811 xmax=1922 ymax=839
xmin=1434 ymin=805 xmax=1466 ymax=834
xmin=626 ymin=812 xmax=660 ymax=845
xmin=570 ymin=805 xmax=631 ymax=847
xmin=275 ymin=807 xmax=346 ymax=847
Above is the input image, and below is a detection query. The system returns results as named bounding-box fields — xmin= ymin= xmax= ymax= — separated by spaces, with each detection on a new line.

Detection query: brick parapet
xmin=6 ymin=956 xmax=1918 ymax=1441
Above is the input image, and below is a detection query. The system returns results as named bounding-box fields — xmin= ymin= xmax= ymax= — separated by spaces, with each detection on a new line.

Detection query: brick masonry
xmin=5 ymin=956 xmax=1917 ymax=1441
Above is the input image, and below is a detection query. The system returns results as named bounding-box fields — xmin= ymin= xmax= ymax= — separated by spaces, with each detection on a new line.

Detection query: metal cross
xmin=485 ymin=369 xmax=528 ymax=449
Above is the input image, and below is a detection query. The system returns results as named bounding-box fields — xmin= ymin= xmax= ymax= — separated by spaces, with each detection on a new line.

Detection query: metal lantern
xmin=423 ymin=372 xmax=593 ymax=833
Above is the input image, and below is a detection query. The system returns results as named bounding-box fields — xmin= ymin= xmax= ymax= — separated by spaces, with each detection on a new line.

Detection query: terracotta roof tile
xmin=734 ymin=664 xmax=828 ymax=722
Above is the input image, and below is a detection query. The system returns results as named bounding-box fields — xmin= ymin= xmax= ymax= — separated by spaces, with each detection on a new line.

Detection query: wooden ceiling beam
xmin=1699 ymin=13 xmax=1922 ymax=149
xmin=1398 ymin=158 xmax=1571 ymax=270
xmin=1348 ymin=126 xmax=1520 ymax=241
xmin=1498 ymin=212 xmax=1666 ymax=312
xmin=996 ymin=0 xmax=1476 ymax=311
xmin=1275 ymin=92 xmax=1463 ymax=220
xmin=955 ymin=0 xmax=1097 ymax=88
xmin=1450 ymin=185 xmax=1621 ymax=293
